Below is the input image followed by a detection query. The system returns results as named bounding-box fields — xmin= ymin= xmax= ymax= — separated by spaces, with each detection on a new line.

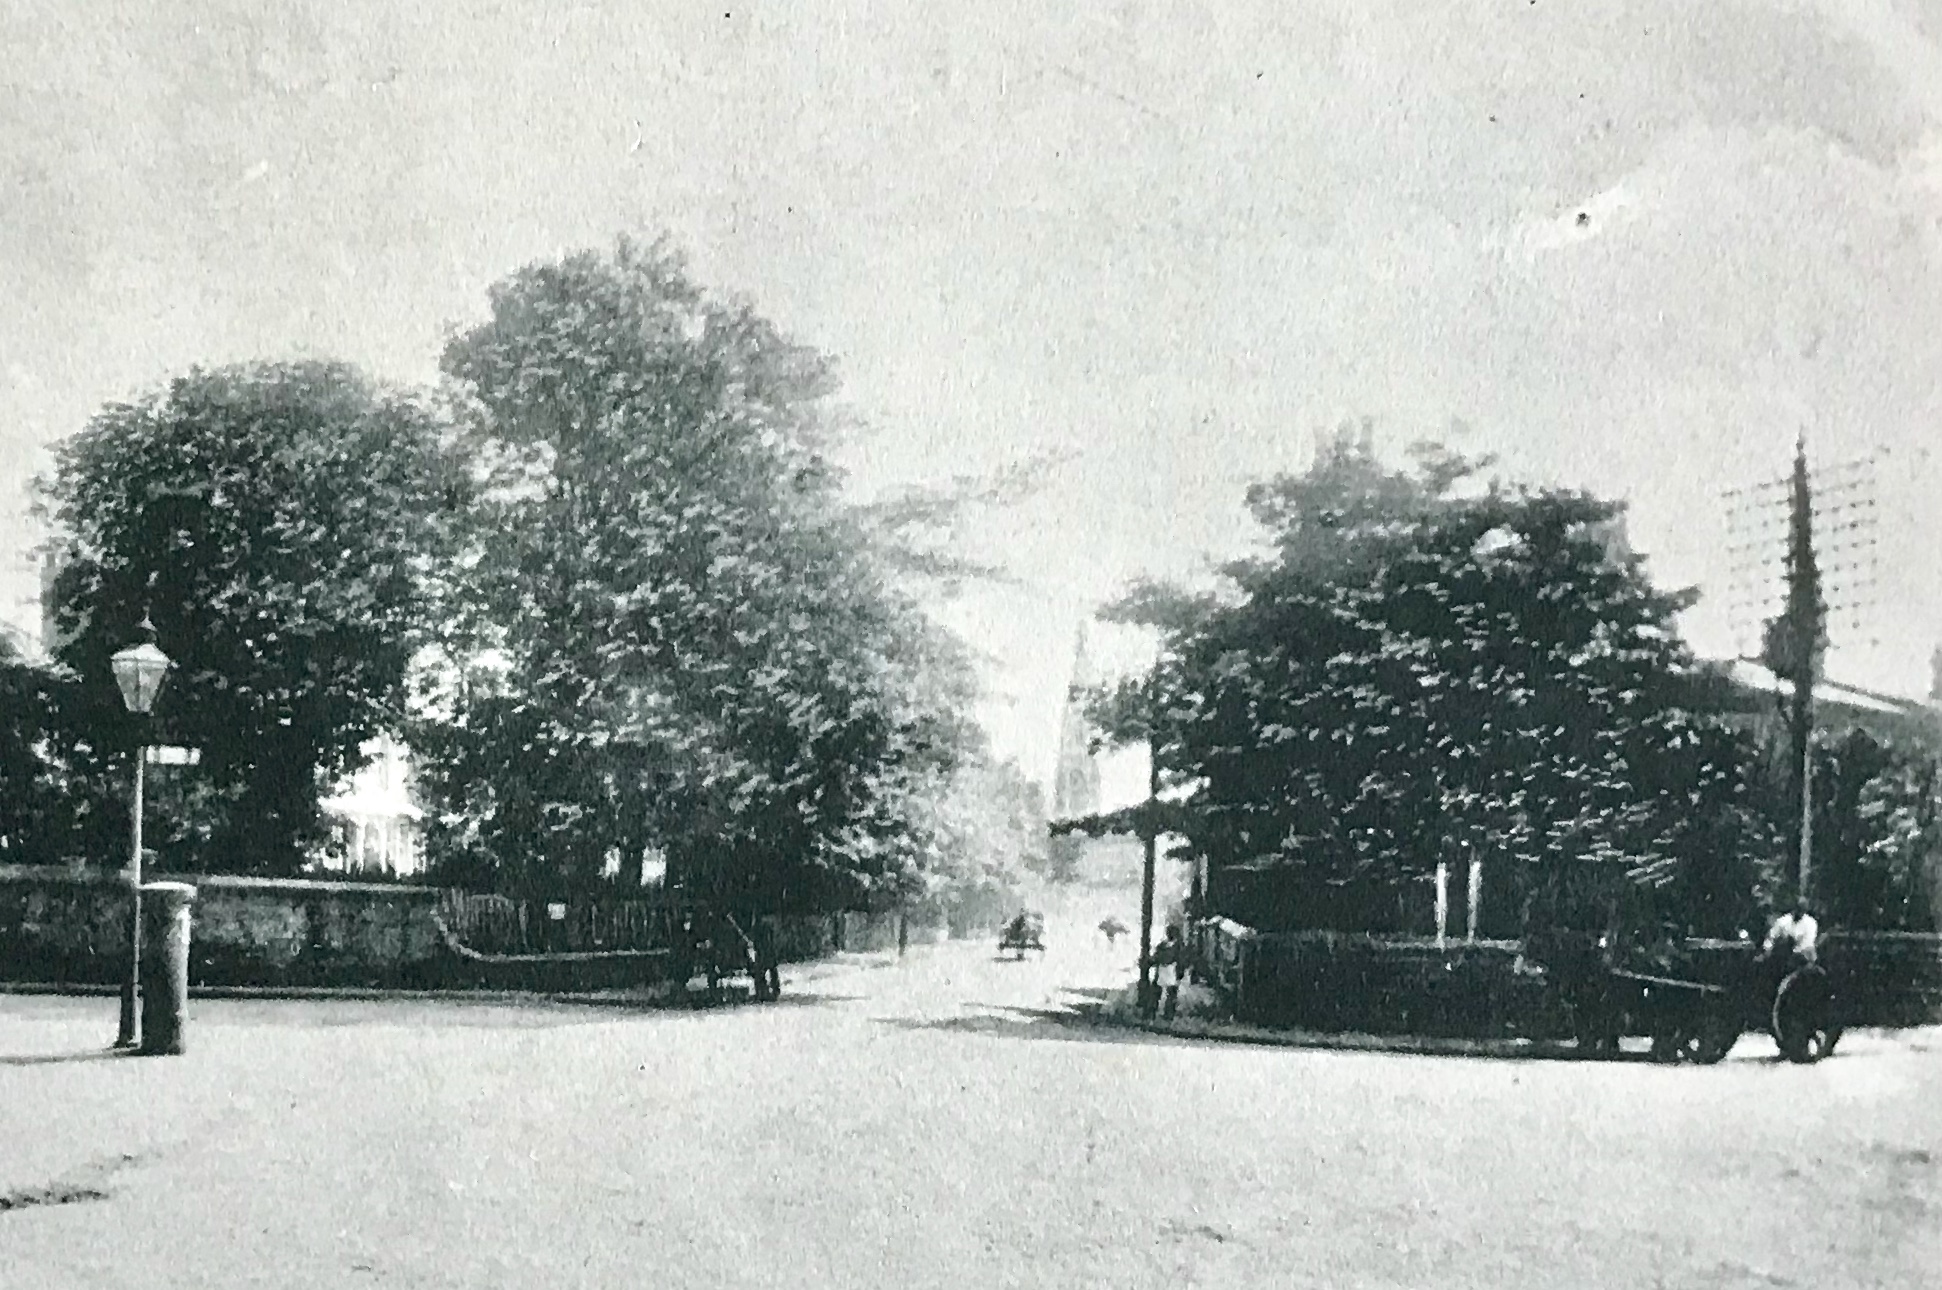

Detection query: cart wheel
xmin=1777 ymin=1022 xmax=1835 ymax=1064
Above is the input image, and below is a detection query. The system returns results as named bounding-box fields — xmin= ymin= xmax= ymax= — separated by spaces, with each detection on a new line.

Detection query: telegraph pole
xmin=1723 ymin=436 xmax=1860 ymax=905
xmin=1137 ymin=717 xmax=1158 ymax=1017
xmin=1782 ymin=436 xmax=1823 ymax=902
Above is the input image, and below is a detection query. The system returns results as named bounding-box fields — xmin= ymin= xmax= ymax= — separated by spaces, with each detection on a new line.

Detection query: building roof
xmin=1714 ymin=657 xmax=1931 ymax=716
xmin=1692 ymin=656 xmax=1942 ymax=747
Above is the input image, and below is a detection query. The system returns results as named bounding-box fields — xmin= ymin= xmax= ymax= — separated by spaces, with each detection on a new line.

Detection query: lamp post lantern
xmin=110 ymin=616 xmax=170 ymax=1049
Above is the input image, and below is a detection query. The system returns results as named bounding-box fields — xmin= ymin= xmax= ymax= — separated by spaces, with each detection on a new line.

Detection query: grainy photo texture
xmin=3 ymin=4 xmax=1941 ymax=1287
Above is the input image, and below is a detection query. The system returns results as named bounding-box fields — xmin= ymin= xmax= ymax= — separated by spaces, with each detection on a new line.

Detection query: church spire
xmin=1066 ymin=622 xmax=1094 ymax=697
xmin=1052 ymin=622 xmax=1101 ymax=819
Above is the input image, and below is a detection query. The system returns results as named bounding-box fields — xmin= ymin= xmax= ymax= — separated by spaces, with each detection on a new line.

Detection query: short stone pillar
xmin=139 ymin=882 xmax=197 ymax=1056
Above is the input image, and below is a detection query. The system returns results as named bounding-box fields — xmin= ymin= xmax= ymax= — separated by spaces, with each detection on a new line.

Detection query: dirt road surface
xmin=5 ymin=898 xmax=1939 ymax=1289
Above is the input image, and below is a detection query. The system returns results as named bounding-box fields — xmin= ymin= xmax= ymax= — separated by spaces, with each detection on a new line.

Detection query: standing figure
xmin=747 ymin=914 xmax=782 ymax=1002
xmin=1150 ymin=924 xmax=1184 ymax=1021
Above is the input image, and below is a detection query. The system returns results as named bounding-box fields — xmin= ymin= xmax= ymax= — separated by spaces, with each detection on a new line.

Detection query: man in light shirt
xmin=1149 ymin=925 xmax=1185 ymax=1021
xmin=1764 ymin=897 xmax=1820 ymax=966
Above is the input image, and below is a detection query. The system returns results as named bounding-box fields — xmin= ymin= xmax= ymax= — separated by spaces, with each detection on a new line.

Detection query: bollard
xmin=139 ymin=882 xmax=197 ymax=1056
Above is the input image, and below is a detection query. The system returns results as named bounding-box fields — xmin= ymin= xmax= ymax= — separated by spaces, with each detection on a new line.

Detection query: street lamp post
xmin=110 ymin=617 xmax=171 ymax=1049
xmin=1137 ymin=678 xmax=1162 ymax=1018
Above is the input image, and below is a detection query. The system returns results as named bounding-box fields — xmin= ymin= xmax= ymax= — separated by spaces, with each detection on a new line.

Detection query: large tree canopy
xmin=40 ymin=361 xmax=470 ymax=874
xmin=1091 ymin=432 xmax=1779 ymax=938
xmin=420 ymin=237 xmax=996 ymax=911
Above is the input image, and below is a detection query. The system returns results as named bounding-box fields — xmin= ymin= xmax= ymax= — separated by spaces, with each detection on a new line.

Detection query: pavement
xmin=5 ymin=891 xmax=1941 ymax=1289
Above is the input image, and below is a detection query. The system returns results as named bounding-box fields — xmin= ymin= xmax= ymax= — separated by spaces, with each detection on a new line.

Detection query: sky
xmin=4 ymin=0 xmax=1941 ymax=797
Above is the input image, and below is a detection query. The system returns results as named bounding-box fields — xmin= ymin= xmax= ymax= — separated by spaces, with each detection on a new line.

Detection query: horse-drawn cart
xmin=1528 ymin=931 xmax=1841 ymax=1065
xmin=999 ymin=911 xmax=1046 ymax=959
xmin=669 ymin=906 xmax=781 ymax=1002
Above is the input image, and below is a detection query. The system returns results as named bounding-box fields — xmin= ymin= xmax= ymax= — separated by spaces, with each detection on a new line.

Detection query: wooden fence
xmin=435 ymin=891 xmax=674 ymax=956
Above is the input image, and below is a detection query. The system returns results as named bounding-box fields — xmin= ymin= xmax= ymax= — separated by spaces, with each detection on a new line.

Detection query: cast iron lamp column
xmin=110 ymin=616 xmax=170 ymax=1049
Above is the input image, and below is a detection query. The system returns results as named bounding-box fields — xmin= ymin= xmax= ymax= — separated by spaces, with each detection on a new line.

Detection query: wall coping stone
xmin=0 ymin=865 xmax=442 ymax=896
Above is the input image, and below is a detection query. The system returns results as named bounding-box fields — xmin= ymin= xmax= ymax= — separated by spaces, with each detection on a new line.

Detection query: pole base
xmin=114 ymin=986 xmax=142 ymax=1050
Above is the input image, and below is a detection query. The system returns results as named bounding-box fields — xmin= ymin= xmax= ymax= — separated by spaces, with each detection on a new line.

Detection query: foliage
xmin=901 ymin=750 xmax=1044 ymax=930
xmin=39 ymin=361 xmax=471 ymax=874
xmin=1048 ymin=797 xmax=1196 ymax=842
xmin=1032 ymin=835 xmax=1087 ymax=885
xmin=1809 ymin=728 xmax=1942 ymax=931
xmin=419 ymin=237 xmax=993 ymax=910
xmin=850 ymin=457 xmax=1062 ymax=592
xmin=1089 ymin=430 xmax=1770 ymax=937
xmin=0 ymin=645 xmax=124 ymax=867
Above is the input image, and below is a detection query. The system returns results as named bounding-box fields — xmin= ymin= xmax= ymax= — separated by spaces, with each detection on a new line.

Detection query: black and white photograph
xmin=4 ymin=4 xmax=1941 ymax=1286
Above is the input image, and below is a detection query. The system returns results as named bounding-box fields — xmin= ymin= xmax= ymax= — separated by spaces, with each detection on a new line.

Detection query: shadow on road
xmin=690 ymin=991 xmax=862 ymax=1011
xmin=0 ymin=1048 xmax=132 ymax=1069
xmin=875 ymin=1005 xmax=1199 ymax=1048
xmin=165 ymin=990 xmax=866 ymax=1031
xmin=878 ymin=1002 xmax=1715 ymax=1064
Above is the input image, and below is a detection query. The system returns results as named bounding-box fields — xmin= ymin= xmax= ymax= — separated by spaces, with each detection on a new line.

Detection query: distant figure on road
xmin=1150 ymin=924 xmax=1184 ymax=1021
xmin=999 ymin=910 xmax=1045 ymax=958
xmin=1765 ymin=898 xmax=1820 ymax=968
xmin=1098 ymin=915 xmax=1128 ymax=946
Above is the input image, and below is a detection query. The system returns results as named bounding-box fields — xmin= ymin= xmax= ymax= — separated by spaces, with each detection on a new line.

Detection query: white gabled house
xmin=316 ymin=734 xmax=426 ymax=879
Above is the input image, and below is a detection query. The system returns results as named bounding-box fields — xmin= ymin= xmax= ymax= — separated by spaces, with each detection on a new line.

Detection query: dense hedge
xmin=1227 ymin=931 xmax=1942 ymax=1037
xmin=1234 ymin=936 xmax=1566 ymax=1039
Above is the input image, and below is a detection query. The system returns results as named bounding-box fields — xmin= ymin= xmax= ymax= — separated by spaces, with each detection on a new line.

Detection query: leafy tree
xmin=40 ymin=361 xmax=471 ymax=874
xmin=422 ymin=237 xmax=987 ymax=912
xmin=1089 ymin=430 xmax=1764 ymax=937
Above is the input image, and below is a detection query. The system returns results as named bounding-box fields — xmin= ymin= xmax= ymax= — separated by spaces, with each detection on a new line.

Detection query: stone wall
xmin=0 ymin=865 xmax=129 ymax=986
xmin=0 ymin=865 xmax=460 ymax=989
xmin=1 ymin=867 xmax=951 ymax=993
